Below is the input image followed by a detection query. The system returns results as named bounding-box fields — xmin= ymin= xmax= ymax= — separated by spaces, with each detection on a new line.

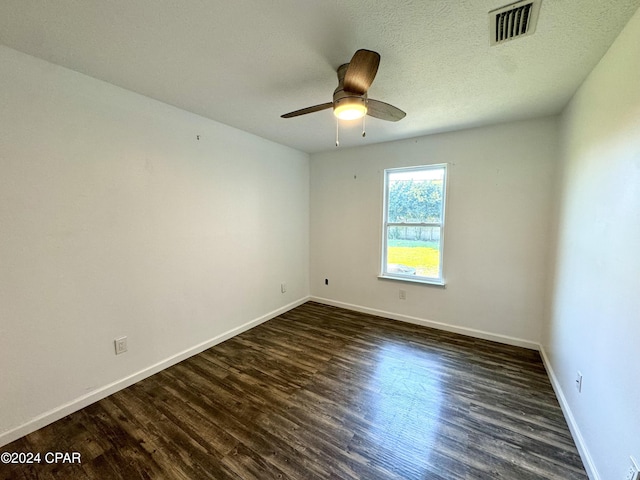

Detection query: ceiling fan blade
xmin=281 ymin=102 xmax=333 ymax=118
xmin=344 ymin=49 xmax=380 ymax=95
xmin=366 ymin=99 xmax=406 ymax=122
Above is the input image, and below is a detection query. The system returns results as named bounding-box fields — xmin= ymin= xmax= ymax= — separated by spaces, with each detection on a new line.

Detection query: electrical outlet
xmin=281 ymin=283 xmax=287 ymax=293
xmin=575 ymin=371 xmax=583 ymax=393
xmin=114 ymin=336 xmax=127 ymax=355
xmin=399 ymin=289 xmax=406 ymax=300
xmin=625 ymin=456 xmax=640 ymax=480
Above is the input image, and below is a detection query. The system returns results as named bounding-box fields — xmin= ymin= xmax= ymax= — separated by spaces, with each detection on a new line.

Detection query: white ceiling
xmin=1 ymin=1 xmax=639 ymax=153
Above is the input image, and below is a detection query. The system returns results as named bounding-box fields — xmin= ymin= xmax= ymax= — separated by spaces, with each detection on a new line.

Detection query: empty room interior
xmin=1 ymin=1 xmax=639 ymax=479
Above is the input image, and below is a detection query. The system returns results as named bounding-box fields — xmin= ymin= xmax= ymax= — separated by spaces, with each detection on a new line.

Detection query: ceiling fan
xmin=281 ymin=49 xmax=406 ymax=126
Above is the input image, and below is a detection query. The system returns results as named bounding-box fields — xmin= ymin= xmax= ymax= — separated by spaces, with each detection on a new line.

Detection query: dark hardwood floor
xmin=1 ymin=302 xmax=587 ymax=479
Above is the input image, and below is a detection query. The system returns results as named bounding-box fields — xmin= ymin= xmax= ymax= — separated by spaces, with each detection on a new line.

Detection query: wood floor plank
xmin=1 ymin=302 xmax=588 ymax=479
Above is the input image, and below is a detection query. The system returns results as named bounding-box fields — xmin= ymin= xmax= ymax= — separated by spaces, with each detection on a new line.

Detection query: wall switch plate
xmin=575 ymin=371 xmax=583 ymax=393
xmin=114 ymin=336 xmax=127 ymax=355
xmin=399 ymin=289 xmax=406 ymax=300
xmin=625 ymin=456 xmax=640 ymax=480
xmin=281 ymin=283 xmax=287 ymax=293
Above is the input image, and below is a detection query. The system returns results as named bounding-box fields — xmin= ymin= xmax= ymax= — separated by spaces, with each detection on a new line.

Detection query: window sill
xmin=378 ymin=274 xmax=446 ymax=287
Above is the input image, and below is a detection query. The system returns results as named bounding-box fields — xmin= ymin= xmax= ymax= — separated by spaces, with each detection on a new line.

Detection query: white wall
xmin=310 ymin=117 xmax=559 ymax=348
xmin=542 ymin=7 xmax=640 ymax=480
xmin=0 ymin=45 xmax=309 ymax=445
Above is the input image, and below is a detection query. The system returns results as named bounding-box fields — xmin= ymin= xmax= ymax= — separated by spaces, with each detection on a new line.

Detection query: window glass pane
xmin=387 ymin=168 xmax=445 ymax=223
xmin=386 ymin=227 xmax=441 ymax=278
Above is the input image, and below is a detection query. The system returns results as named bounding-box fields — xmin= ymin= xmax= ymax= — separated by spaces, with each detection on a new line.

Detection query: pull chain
xmin=336 ymin=118 xmax=340 ymax=147
xmin=362 ymin=113 xmax=366 ymax=138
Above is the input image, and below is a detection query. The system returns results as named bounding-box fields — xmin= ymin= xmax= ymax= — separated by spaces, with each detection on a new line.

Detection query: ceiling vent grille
xmin=489 ymin=0 xmax=541 ymax=46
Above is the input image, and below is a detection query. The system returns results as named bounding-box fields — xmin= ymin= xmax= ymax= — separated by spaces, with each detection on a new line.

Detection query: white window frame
xmin=379 ymin=164 xmax=448 ymax=286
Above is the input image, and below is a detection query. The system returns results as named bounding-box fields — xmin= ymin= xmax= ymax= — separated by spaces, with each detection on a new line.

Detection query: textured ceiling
xmin=1 ymin=0 xmax=639 ymax=153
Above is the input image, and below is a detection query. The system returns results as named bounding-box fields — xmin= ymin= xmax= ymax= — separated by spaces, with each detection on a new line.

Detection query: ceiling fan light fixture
xmin=334 ymin=97 xmax=367 ymax=120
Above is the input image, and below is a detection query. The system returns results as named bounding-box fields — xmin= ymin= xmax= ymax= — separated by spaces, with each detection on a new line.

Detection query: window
xmin=381 ymin=164 xmax=447 ymax=285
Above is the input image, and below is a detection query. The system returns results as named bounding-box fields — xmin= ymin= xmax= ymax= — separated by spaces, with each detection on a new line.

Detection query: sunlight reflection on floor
xmin=367 ymin=342 xmax=443 ymax=470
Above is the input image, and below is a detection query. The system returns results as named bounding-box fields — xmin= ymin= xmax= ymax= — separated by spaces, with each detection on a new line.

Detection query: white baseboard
xmin=0 ymin=296 xmax=310 ymax=448
xmin=309 ymin=296 xmax=540 ymax=350
xmin=538 ymin=345 xmax=599 ymax=480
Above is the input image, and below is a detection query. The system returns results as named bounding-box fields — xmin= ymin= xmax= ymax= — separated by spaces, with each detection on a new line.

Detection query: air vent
xmin=489 ymin=0 xmax=541 ymax=46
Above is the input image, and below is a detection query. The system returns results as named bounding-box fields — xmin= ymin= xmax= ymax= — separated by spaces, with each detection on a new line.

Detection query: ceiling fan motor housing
xmin=333 ymin=63 xmax=368 ymax=119
xmin=333 ymin=89 xmax=367 ymax=107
